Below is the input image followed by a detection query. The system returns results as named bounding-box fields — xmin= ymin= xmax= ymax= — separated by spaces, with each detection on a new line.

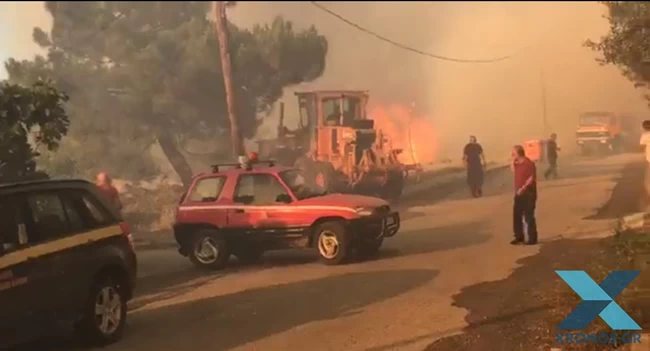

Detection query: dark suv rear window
xmin=187 ymin=177 xmax=226 ymax=203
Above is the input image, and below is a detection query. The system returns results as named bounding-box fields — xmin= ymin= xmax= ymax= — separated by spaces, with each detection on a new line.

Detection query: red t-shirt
xmin=97 ymin=184 xmax=122 ymax=210
xmin=514 ymin=157 xmax=537 ymax=190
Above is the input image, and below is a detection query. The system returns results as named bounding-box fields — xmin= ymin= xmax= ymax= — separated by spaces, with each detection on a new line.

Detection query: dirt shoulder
xmin=425 ymin=158 xmax=650 ymax=351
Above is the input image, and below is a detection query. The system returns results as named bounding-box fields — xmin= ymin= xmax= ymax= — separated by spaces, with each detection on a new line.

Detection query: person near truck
xmin=510 ymin=145 xmax=538 ymax=245
xmin=544 ymin=133 xmax=561 ymax=179
xmin=463 ymin=135 xmax=486 ymax=198
xmin=640 ymin=120 xmax=650 ymax=195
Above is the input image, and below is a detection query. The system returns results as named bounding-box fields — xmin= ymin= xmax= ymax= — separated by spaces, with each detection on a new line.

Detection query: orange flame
xmin=369 ymin=104 xmax=438 ymax=165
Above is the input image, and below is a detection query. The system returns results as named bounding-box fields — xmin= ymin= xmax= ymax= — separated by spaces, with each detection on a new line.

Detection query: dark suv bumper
xmin=383 ymin=211 xmax=400 ymax=237
xmin=350 ymin=211 xmax=400 ymax=240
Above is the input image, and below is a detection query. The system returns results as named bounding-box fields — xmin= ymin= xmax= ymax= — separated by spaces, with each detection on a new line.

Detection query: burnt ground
xmin=425 ymin=158 xmax=650 ymax=351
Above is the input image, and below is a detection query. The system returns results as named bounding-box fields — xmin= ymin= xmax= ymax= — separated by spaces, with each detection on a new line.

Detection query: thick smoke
xmin=2 ymin=2 xmax=647 ymax=163
xmin=230 ymin=1 xmax=648 ymax=161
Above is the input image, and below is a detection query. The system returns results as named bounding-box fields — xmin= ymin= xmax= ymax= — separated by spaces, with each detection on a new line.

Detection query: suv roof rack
xmin=210 ymin=159 xmax=277 ymax=173
xmin=250 ymin=160 xmax=276 ymax=167
xmin=210 ymin=163 xmax=242 ymax=173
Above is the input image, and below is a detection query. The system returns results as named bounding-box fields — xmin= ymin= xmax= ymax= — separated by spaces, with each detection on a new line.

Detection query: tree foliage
xmin=0 ymin=80 xmax=69 ymax=183
xmin=6 ymin=1 xmax=328 ymax=185
xmin=586 ymin=2 xmax=650 ymax=91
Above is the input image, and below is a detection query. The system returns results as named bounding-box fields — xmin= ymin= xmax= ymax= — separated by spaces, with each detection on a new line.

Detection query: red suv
xmin=173 ymin=161 xmax=400 ymax=269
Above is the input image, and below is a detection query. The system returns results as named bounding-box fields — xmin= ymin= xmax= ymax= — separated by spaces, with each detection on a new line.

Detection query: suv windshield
xmin=279 ymin=169 xmax=326 ymax=200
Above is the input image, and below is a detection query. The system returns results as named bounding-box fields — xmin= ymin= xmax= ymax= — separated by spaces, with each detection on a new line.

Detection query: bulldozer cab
xmin=297 ymin=91 xmax=368 ymax=128
xmin=296 ymin=91 xmax=375 ymax=165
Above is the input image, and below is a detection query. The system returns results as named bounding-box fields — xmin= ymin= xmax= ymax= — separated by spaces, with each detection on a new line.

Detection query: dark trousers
xmin=544 ymin=157 xmax=558 ymax=179
xmin=513 ymin=191 xmax=538 ymax=243
xmin=467 ymin=165 xmax=484 ymax=197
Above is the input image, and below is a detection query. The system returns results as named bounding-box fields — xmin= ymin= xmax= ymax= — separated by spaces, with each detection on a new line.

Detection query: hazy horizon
xmin=1 ymin=1 xmax=647 ymax=163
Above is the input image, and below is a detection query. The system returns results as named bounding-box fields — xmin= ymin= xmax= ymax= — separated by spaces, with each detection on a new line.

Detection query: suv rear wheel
xmin=76 ymin=275 xmax=128 ymax=346
xmin=314 ymin=221 xmax=350 ymax=265
xmin=189 ymin=230 xmax=230 ymax=270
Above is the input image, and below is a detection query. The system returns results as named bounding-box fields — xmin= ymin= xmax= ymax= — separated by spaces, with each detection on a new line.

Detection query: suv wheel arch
xmin=308 ymin=216 xmax=347 ymax=247
xmin=91 ymin=265 xmax=132 ymax=301
xmin=174 ymin=223 xmax=221 ymax=253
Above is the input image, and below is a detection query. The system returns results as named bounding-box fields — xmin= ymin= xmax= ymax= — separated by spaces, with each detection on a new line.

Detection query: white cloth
xmin=640 ymin=132 xmax=650 ymax=163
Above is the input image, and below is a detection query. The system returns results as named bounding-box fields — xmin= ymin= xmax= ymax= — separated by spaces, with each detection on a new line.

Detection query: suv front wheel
xmin=189 ymin=230 xmax=230 ymax=270
xmin=76 ymin=275 xmax=128 ymax=346
xmin=315 ymin=221 xmax=350 ymax=265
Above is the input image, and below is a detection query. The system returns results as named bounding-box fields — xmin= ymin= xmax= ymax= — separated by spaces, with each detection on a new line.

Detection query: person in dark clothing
xmin=463 ymin=135 xmax=486 ymax=197
xmin=544 ymin=133 xmax=561 ymax=179
xmin=511 ymin=145 xmax=538 ymax=245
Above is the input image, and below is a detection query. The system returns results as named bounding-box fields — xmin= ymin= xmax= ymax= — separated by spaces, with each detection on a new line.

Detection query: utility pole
xmin=213 ymin=1 xmax=244 ymax=159
xmin=540 ymin=64 xmax=549 ymax=135
xmin=407 ymin=102 xmax=419 ymax=166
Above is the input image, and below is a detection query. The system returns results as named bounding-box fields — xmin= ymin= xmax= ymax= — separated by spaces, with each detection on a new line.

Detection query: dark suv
xmin=0 ymin=179 xmax=137 ymax=348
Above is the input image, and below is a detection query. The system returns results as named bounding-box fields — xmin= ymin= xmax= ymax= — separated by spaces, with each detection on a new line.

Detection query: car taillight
xmin=119 ymin=221 xmax=135 ymax=251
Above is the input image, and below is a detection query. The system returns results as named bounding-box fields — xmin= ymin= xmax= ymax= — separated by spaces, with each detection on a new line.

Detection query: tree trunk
xmin=214 ymin=1 xmax=244 ymax=160
xmin=156 ymin=129 xmax=194 ymax=187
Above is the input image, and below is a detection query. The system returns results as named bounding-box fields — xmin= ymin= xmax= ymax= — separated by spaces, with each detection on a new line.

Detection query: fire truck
xmin=576 ymin=112 xmax=641 ymax=155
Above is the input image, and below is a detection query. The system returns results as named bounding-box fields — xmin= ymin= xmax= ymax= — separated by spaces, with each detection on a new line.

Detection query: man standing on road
xmin=544 ymin=133 xmax=561 ymax=179
xmin=96 ymin=172 xmax=123 ymax=212
xmin=463 ymin=135 xmax=486 ymax=198
xmin=640 ymin=120 xmax=650 ymax=195
xmin=511 ymin=145 xmax=538 ymax=245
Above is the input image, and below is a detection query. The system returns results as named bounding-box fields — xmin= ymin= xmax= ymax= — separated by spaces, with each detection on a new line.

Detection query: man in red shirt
xmin=96 ymin=172 xmax=123 ymax=212
xmin=511 ymin=145 xmax=538 ymax=245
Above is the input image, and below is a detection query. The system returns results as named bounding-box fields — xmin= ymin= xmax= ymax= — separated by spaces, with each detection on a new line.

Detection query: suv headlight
xmin=356 ymin=207 xmax=374 ymax=216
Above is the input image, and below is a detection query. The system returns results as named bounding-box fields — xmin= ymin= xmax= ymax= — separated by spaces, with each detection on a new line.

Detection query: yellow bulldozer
xmin=257 ymin=90 xmax=414 ymax=203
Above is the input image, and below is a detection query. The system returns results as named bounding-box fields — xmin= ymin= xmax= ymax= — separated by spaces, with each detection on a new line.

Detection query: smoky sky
xmin=2 ymin=1 xmax=648 ymax=161
xmin=231 ymin=1 xmax=648 ymax=159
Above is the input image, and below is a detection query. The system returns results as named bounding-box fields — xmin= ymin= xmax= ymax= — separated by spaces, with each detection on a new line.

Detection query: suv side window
xmin=0 ymin=197 xmax=22 ymax=254
xmin=234 ymin=174 xmax=289 ymax=205
xmin=62 ymin=190 xmax=114 ymax=230
xmin=187 ymin=177 xmax=226 ymax=203
xmin=26 ymin=193 xmax=71 ymax=244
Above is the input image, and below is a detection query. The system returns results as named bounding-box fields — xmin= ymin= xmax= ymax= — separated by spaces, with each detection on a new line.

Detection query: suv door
xmin=56 ymin=189 xmax=125 ymax=317
xmin=22 ymin=192 xmax=90 ymax=323
xmin=0 ymin=195 xmax=42 ymax=346
xmin=230 ymin=174 xmax=284 ymax=227
xmin=230 ymin=174 xmax=305 ymax=246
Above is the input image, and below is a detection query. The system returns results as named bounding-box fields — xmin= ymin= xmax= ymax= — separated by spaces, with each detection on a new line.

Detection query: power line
xmin=310 ymin=1 xmax=526 ymax=64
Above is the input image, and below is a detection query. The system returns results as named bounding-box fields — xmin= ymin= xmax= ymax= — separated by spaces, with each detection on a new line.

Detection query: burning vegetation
xmin=369 ymin=104 xmax=439 ymax=166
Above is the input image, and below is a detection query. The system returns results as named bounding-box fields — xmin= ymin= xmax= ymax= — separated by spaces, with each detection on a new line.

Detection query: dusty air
xmin=1 ymin=1 xmax=650 ymax=350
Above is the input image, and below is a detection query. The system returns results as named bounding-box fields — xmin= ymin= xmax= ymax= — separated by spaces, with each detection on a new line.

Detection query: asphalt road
xmin=23 ymin=153 xmax=645 ymax=351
